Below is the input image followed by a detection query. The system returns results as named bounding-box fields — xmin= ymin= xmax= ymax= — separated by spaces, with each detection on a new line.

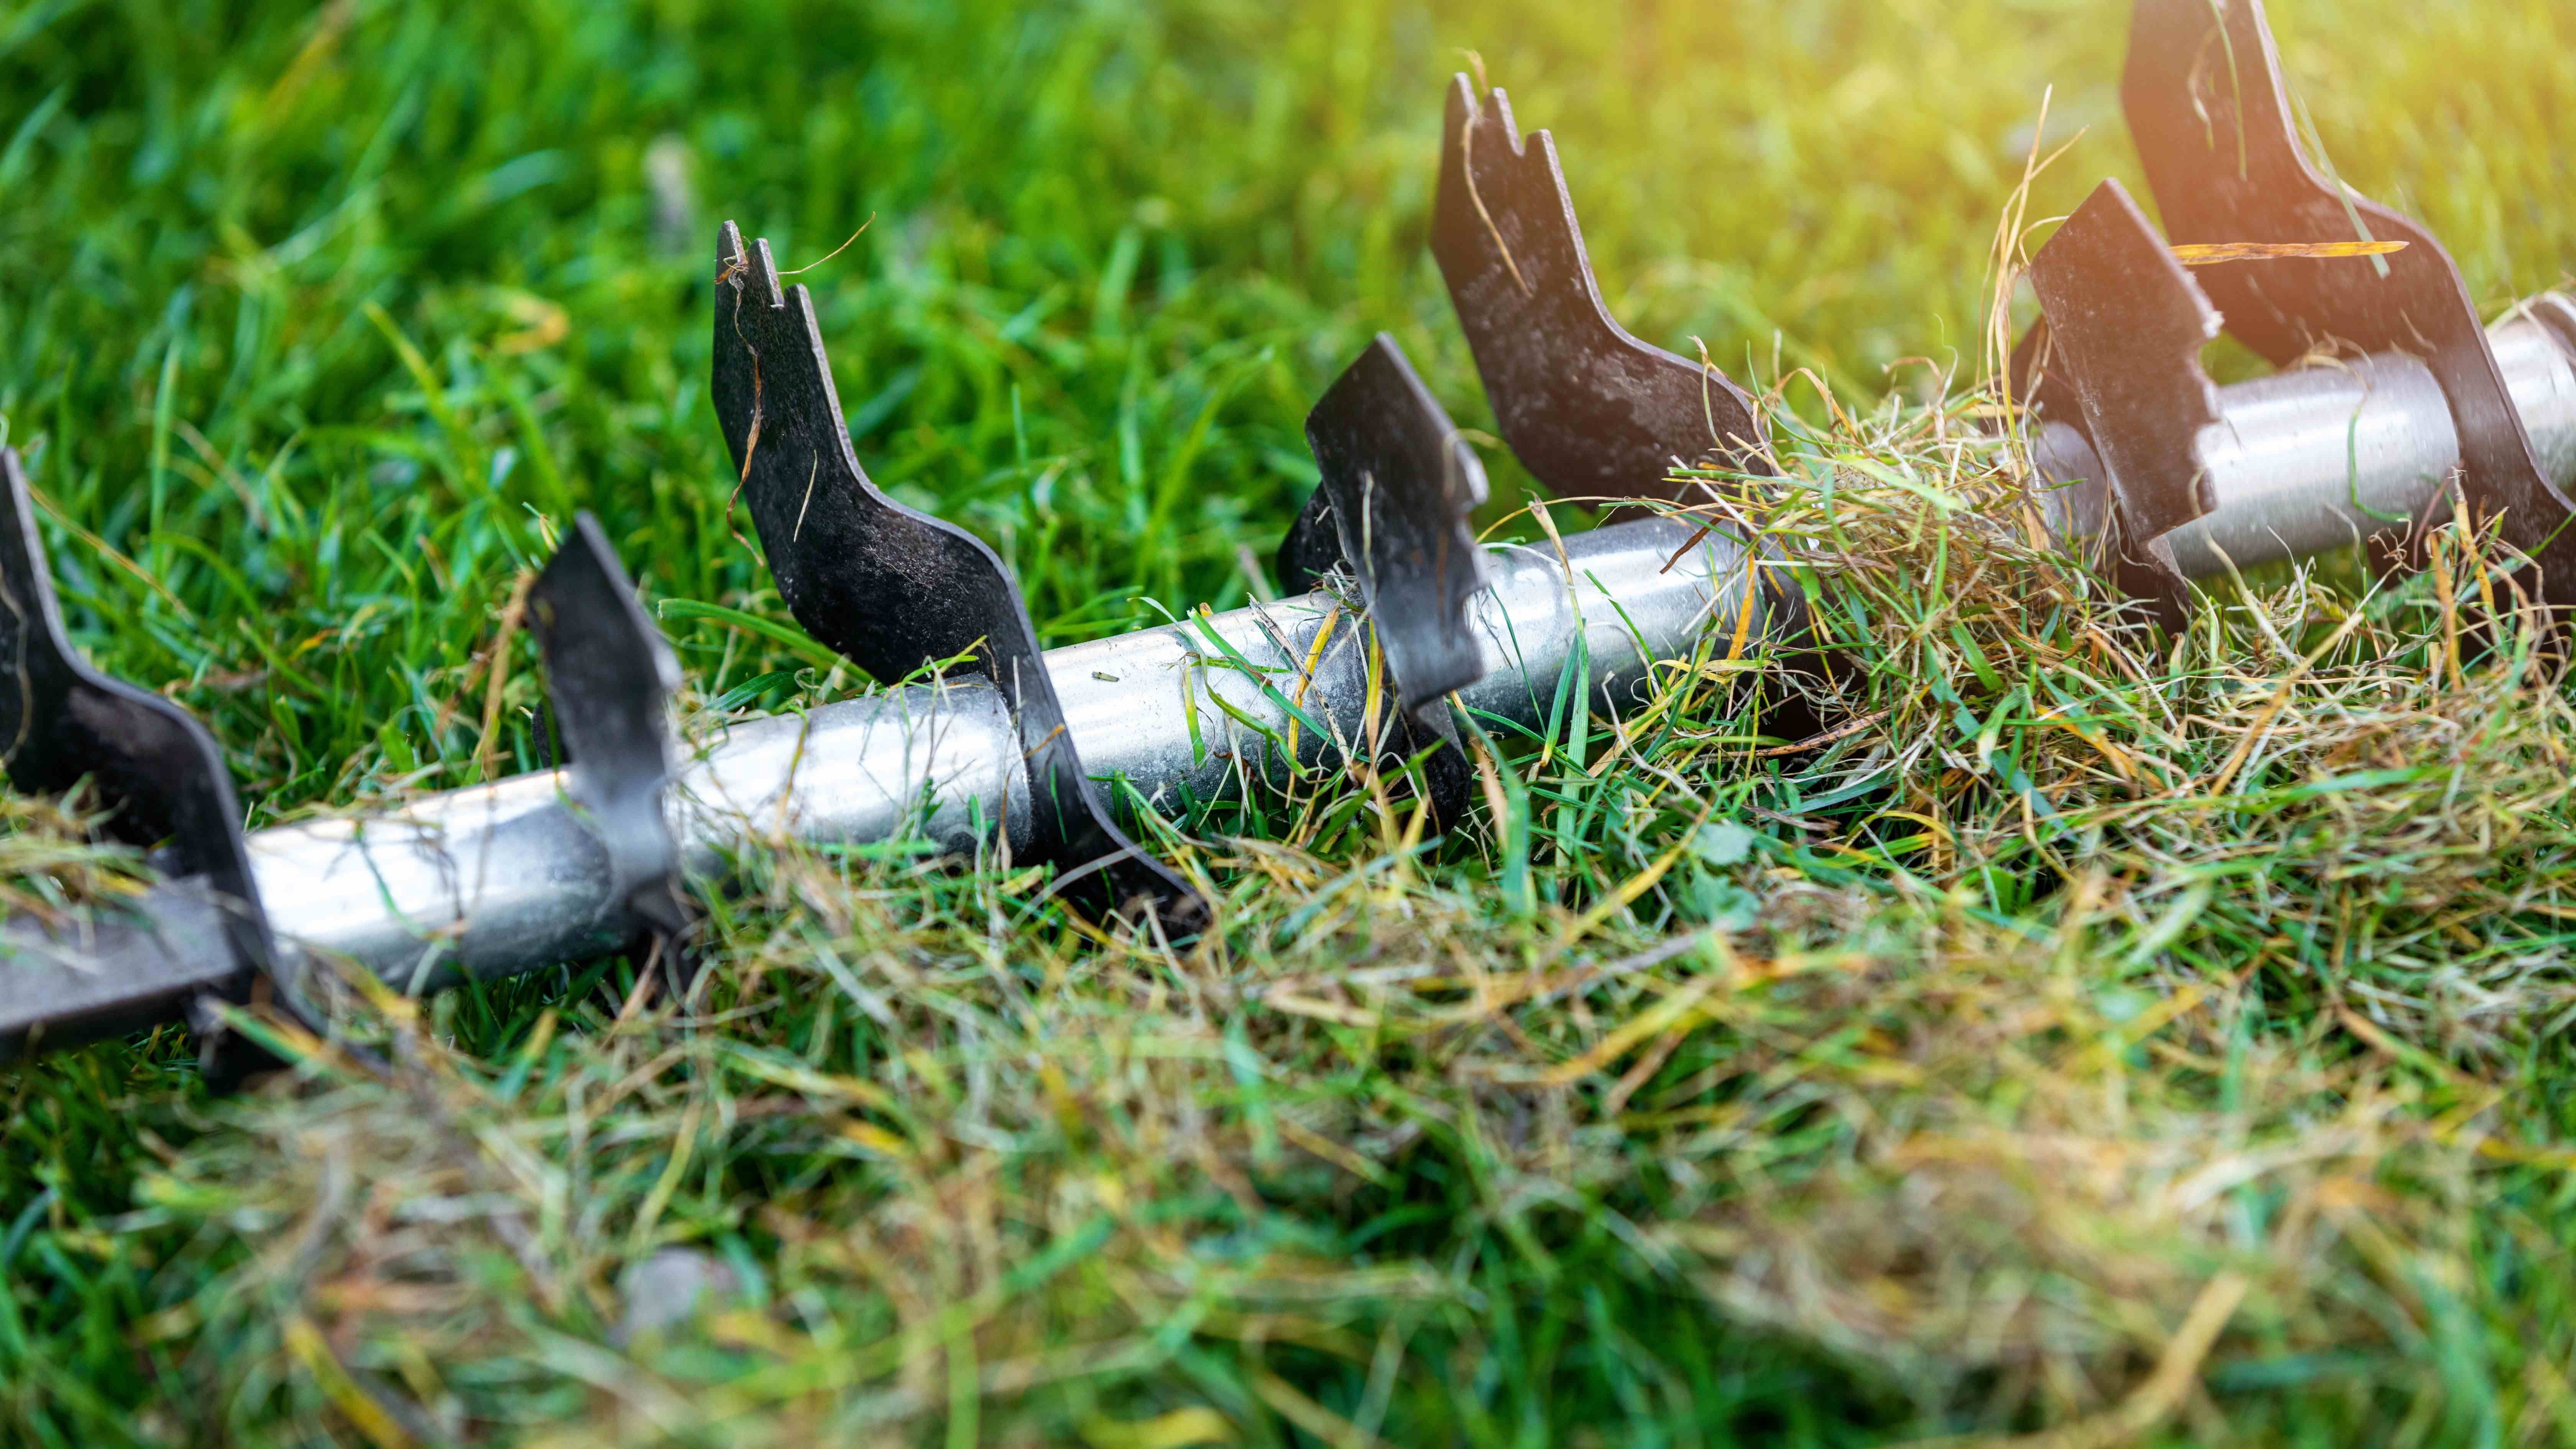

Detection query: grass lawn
xmin=5 ymin=0 xmax=2576 ymax=1442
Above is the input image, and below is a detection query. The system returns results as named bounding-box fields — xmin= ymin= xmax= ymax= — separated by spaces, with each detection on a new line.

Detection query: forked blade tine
xmin=1286 ymin=335 xmax=1492 ymax=708
xmin=708 ymin=223 xmax=1206 ymax=935
xmin=2024 ymin=180 xmax=2223 ymax=631
xmin=1431 ymin=74 xmax=1771 ymax=509
xmin=1276 ymin=335 xmax=1491 ymax=830
xmin=530 ymin=514 xmax=690 ymax=946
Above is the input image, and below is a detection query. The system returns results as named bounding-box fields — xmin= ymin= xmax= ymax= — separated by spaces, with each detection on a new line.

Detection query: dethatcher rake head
xmin=3 ymin=0 xmax=2573 ymax=1074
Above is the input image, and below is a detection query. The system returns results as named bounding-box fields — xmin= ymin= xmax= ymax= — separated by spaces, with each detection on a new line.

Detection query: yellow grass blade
xmin=2170 ymin=240 xmax=2408 ymax=264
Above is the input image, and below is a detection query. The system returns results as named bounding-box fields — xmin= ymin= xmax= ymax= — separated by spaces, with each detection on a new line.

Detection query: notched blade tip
xmin=715 ymin=220 xmax=785 ymax=309
xmin=1446 ymin=71 xmax=1526 ymax=153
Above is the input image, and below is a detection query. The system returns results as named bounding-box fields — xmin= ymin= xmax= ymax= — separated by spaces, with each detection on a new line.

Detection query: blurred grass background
xmin=2 ymin=0 xmax=2574 ymax=1443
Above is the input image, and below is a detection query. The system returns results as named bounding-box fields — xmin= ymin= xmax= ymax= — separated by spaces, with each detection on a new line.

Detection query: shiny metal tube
xmin=241 ymin=514 xmax=1759 ymax=990
xmin=2037 ymin=294 xmax=2576 ymax=577
xmin=246 ymin=683 xmax=1028 ymax=992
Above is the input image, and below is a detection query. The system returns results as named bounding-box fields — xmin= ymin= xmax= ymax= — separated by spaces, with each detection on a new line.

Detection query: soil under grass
xmin=3 ymin=1 xmax=2575 ymax=1444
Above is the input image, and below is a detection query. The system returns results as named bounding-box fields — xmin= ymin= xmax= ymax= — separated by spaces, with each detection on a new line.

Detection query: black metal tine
xmin=2121 ymin=0 xmax=2575 ymax=593
xmin=1425 ymin=74 xmax=1830 ymax=747
xmin=1430 ymin=74 xmax=1773 ymax=510
xmin=1282 ymin=335 xmax=1493 ymax=703
xmin=1275 ymin=335 xmax=1492 ymax=828
xmin=0 ymin=446 xmax=299 ymax=1077
xmin=528 ymin=514 xmax=691 ymax=977
xmin=2024 ymin=181 xmax=2224 ymax=633
xmin=709 ymin=223 xmax=1206 ymax=935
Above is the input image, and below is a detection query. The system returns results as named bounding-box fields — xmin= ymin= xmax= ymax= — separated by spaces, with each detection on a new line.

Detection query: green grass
xmin=5 ymin=0 xmax=2576 ymax=1443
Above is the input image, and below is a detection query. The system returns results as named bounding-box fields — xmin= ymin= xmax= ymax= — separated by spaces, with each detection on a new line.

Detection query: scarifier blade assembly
xmin=5 ymin=0 xmax=2574 ymax=1071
